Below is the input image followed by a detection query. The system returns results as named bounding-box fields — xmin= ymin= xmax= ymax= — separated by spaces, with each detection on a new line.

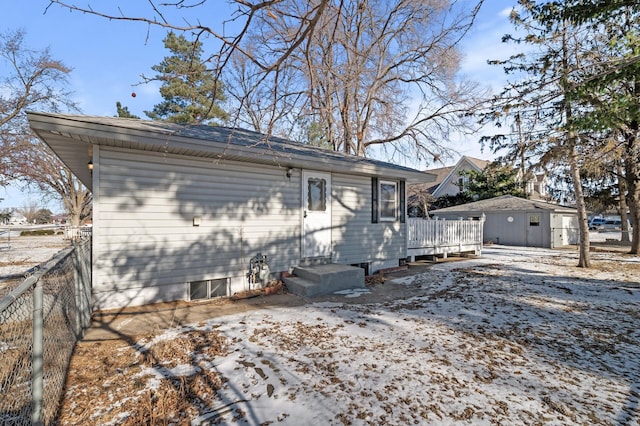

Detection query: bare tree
xmin=241 ymin=0 xmax=486 ymax=159
xmin=14 ymin=140 xmax=92 ymax=226
xmin=224 ymin=49 xmax=305 ymax=135
xmin=1 ymin=29 xmax=73 ymax=184
xmin=0 ymin=29 xmax=88 ymax=225
xmin=46 ymin=0 xmax=331 ymax=81
xmin=407 ymin=184 xmax=435 ymax=218
xmin=17 ymin=200 xmax=41 ymax=224
xmin=46 ymin=0 xmax=486 ymax=161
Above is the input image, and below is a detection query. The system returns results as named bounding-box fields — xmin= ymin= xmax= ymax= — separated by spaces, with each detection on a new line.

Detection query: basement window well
xmin=189 ymin=278 xmax=229 ymax=301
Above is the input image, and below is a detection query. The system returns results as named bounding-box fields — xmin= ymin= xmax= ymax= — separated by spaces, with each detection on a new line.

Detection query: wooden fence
xmin=407 ymin=217 xmax=485 ymax=260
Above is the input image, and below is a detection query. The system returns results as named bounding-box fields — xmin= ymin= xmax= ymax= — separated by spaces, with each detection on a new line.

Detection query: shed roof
xmin=27 ymin=112 xmax=434 ymax=191
xmin=432 ymin=195 xmax=577 ymax=214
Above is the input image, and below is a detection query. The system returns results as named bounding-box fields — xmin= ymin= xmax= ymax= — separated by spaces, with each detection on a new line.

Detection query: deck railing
xmin=64 ymin=226 xmax=92 ymax=241
xmin=407 ymin=217 xmax=484 ymax=259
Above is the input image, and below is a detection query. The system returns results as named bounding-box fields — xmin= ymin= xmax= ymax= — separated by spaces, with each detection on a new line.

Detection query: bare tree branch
xmin=46 ymin=0 xmax=486 ymax=164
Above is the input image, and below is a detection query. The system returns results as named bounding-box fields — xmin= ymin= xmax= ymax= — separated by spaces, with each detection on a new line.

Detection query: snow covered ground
xmin=60 ymin=244 xmax=640 ymax=425
xmin=590 ymin=229 xmax=632 ymax=243
xmin=0 ymin=233 xmax=70 ymax=278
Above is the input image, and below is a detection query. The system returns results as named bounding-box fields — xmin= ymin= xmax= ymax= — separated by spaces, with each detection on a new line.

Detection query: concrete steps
xmin=282 ymin=263 xmax=365 ymax=297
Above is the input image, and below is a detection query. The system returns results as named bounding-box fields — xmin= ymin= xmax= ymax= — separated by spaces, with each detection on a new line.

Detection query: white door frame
xmin=301 ymin=170 xmax=332 ymax=258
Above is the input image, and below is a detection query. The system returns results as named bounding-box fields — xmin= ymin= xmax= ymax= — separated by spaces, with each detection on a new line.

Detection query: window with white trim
xmin=379 ymin=180 xmax=398 ymax=221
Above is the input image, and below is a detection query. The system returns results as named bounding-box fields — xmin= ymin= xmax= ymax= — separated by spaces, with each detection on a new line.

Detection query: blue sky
xmin=1 ymin=1 xmax=519 ymax=212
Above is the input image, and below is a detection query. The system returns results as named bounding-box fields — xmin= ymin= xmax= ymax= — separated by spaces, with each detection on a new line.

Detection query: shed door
xmin=302 ymin=170 xmax=332 ymax=258
xmin=526 ymin=213 xmax=544 ymax=247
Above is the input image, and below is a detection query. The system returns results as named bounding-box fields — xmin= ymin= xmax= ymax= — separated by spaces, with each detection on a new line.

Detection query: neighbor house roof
xmin=415 ymin=165 xmax=454 ymax=194
xmin=465 ymin=157 xmax=491 ymax=170
xmin=415 ymin=156 xmax=490 ymax=197
xmin=432 ymin=195 xmax=577 ymax=214
xmin=433 ymin=156 xmax=490 ymax=197
xmin=27 ymin=112 xmax=435 ymax=191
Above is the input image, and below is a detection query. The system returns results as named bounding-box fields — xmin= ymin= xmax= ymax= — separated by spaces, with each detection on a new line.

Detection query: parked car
xmin=603 ymin=219 xmax=622 ymax=230
xmin=603 ymin=219 xmax=633 ymax=231
xmin=588 ymin=218 xmax=606 ymax=230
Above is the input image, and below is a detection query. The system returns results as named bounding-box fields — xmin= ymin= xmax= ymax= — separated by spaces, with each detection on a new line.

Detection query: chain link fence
xmin=0 ymin=238 xmax=91 ymax=426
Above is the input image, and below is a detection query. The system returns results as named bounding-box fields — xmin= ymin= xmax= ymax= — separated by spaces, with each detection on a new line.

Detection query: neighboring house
xmin=410 ymin=156 xmax=552 ymax=216
xmin=7 ymin=210 xmax=27 ymax=225
xmin=28 ymin=112 xmax=433 ymax=310
xmin=408 ymin=156 xmax=489 ymax=217
xmin=520 ymin=170 xmax=549 ymax=200
xmin=431 ymin=195 xmax=579 ymax=248
xmin=426 ymin=156 xmax=491 ymax=198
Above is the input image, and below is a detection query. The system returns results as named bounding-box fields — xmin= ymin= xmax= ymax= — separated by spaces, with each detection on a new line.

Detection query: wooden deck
xmin=407 ymin=217 xmax=484 ymax=260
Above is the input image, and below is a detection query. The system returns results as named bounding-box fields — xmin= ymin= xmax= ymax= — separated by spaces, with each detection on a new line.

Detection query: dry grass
xmin=57 ymin=329 xmax=228 ymax=425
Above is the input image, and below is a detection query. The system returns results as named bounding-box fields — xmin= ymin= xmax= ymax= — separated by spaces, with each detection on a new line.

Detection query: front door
xmin=302 ymin=170 xmax=332 ymax=258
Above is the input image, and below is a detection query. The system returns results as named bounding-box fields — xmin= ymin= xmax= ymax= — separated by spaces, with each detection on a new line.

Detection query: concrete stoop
xmin=282 ymin=263 xmax=365 ymax=297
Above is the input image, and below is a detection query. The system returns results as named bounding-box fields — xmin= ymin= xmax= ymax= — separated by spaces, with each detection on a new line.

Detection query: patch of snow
xmin=333 ymin=288 xmax=371 ymax=298
xmin=92 ymin=245 xmax=640 ymax=424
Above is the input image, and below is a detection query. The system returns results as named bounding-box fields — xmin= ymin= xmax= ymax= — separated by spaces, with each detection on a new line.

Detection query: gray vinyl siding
xmin=482 ymin=212 xmax=528 ymax=246
xmin=94 ymin=147 xmax=301 ymax=298
xmin=438 ymin=210 xmax=560 ymax=248
xmin=331 ymin=173 xmax=405 ymax=269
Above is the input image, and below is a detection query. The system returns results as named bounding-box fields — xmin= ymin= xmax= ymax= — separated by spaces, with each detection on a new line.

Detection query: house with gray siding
xmin=431 ymin=195 xmax=579 ymax=249
xmin=27 ymin=112 xmax=433 ymax=309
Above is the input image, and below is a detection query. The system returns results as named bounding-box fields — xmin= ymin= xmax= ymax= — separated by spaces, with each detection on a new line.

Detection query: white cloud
xmin=498 ymin=6 xmax=517 ymax=18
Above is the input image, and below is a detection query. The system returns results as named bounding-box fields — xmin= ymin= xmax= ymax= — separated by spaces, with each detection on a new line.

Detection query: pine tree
xmin=537 ymin=0 xmax=640 ymax=254
xmin=115 ymin=101 xmax=139 ymax=119
xmin=483 ymin=2 xmax=596 ymax=266
xmin=461 ymin=163 xmax=527 ymax=201
xmin=145 ymin=32 xmax=227 ymax=124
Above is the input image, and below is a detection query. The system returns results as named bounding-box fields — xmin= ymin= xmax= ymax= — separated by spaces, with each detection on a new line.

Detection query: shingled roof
xmin=27 ymin=112 xmax=434 ymax=191
xmin=415 ymin=166 xmax=454 ymax=194
xmin=432 ymin=195 xmax=576 ymax=213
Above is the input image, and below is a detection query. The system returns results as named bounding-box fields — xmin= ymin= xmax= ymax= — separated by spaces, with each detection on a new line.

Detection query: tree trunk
xmin=569 ymin=147 xmax=591 ymax=267
xmin=623 ymin=128 xmax=640 ymax=254
xmin=629 ymin=196 xmax=640 ymax=254
xmin=63 ymin=194 xmax=83 ymax=227
xmin=617 ymin=162 xmax=631 ymax=243
xmin=58 ymin=174 xmax=91 ymax=228
xmin=560 ymin=23 xmax=590 ymax=267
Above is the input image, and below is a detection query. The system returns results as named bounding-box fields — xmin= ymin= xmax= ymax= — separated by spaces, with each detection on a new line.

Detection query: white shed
xmin=28 ymin=112 xmax=433 ymax=309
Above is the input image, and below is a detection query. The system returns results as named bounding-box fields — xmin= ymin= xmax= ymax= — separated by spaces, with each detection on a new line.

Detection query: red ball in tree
xmin=131 ymin=92 xmax=137 ymax=98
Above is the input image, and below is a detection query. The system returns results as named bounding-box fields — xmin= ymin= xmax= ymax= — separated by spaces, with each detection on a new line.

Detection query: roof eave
xmin=27 ymin=112 xmax=434 ymax=188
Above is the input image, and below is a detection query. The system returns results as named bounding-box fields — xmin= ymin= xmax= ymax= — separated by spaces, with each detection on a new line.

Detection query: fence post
xmin=32 ymin=279 xmax=44 ymax=426
xmin=73 ymin=246 xmax=82 ymax=338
